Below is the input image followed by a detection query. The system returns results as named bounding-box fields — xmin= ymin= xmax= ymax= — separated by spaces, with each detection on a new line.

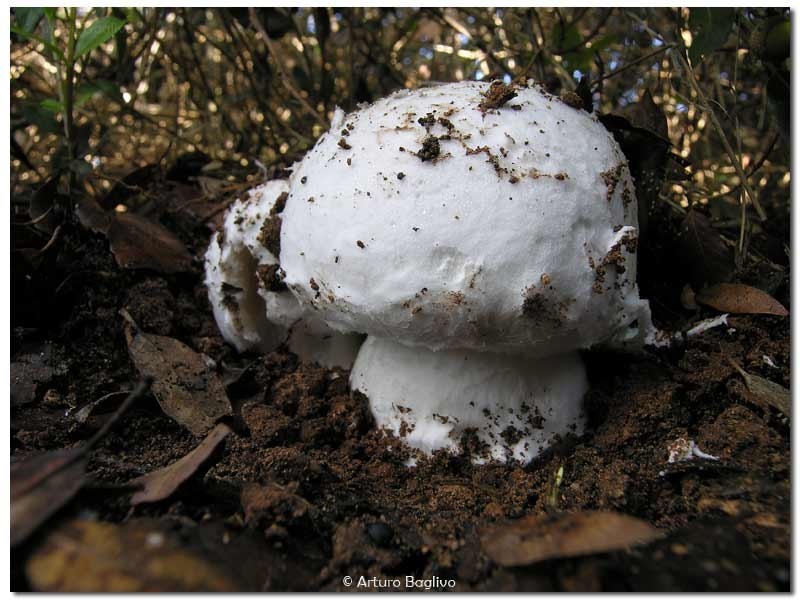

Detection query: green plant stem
xmin=60 ymin=7 xmax=78 ymax=191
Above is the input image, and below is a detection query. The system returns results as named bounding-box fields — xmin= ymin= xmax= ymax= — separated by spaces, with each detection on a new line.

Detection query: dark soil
xmin=10 ymin=175 xmax=790 ymax=592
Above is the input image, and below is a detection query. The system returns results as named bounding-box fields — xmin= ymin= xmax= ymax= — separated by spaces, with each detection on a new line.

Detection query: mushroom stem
xmin=350 ymin=337 xmax=588 ymax=464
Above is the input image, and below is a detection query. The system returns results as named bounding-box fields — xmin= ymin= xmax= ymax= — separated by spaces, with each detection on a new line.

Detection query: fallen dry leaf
xmin=11 ymin=449 xmax=87 ymax=548
xmin=28 ymin=176 xmax=63 ymax=234
xmin=107 ymin=212 xmax=193 ymax=273
xmin=100 ymin=163 xmax=161 ymax=209
xmin=26 ymin=519 xmax=238 ymax=592
xmin=130 ymin=423 xmax=231 ymax=505
xmin=75 ymin=195 xmax=113 ymax=234
xmin=11 ymin=381 xmax=151 ymax=547
xmin=621 ymin=88 xmax=670 ymax=140
xmin=697 ymin=283 xmax=788 ymax=317
xmin=728 ymin=358 xmax=790 ymax=418
xmin=69 ymin=390 xmax=131 ymax=424
xmin=168 ymin=181 xmax=228 ymax=230
xmin=76 ymin=195 xmax=193 ymax=274
xmin=124 ymin=320 xmax=231 ymax=436
xmin=481 ymin=511 xmax=662 ymax=567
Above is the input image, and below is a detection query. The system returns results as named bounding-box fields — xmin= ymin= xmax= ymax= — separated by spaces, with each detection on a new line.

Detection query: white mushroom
xmin=278 ymin=80 xmax=658 ymax=463
xmin=204 ymin=179 xmax=362 ymax=368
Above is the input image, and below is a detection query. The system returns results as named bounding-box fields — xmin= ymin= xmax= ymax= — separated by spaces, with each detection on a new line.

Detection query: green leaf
xmin=9 ymin=25 xmax=64 ymax=59
xmin=587 ymin=34 xmax=616 ymax=54
xmin=74 ymin=17 xmax=125 ymax=58
xmin=87 ymin=79 xmax=124 ymax=104
xmin=15 ymin=8 xmax=44 ymax=33
xmin=687 ymin=8 xmax=735 ymax=66
xmin=69 ymin=159 xmax=93 ymax=177
xmin=73 ymin=80 xmax=123 ymax=107
xmin=75 ymin=86 xmax=97 ymax=108
xmin=123 ymin=8 xmax=141 ymax=24
xmin=551 ymin=22 xmax=582 ymax=53
xmin=18 ymin=103 xmax=61 ymax=135
xmin=39 ymin=98 xmax=63 ymax=114
xmin=569 ymin=34 xmax=616 ymax=71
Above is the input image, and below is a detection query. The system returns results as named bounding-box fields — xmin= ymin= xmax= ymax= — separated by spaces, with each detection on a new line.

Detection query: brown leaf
xmin=11 ymin=449 xmax=87 ymax=548
xmin=481 ymin=511 xmax=663 ymax=567
xmin=728 ymin=358 xmax=790 ymax=418
xmin=168 ymin=182 xmax=228 ymax=230
xmin=100 ymin=163 xmax=161 ymax=209
xmin=676 ymin=210 xmax=734 ymax=289
xmin=76 ymin=195 xmax=191 ymax=273
xmin=75 ymin=195 xmax=112 ymax=234
xmin=11 ymin=381 xmax=152 ymax=547
xmin=26 ymin=519 xmax=239 ymax=592
xmin=28 ymin=177 xmax=63 ymax=234
xmin=107 ymin=212 xmax=193 ymax=273
xmin=130 ymin=423 xmax=231 ymax=505
xmin=124 ymin=324 xmax=232 ymax=435
xmin=697 ymin=283 xmax=788 ymax=316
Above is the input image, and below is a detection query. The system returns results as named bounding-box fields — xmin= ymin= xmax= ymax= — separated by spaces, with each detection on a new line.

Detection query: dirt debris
xmin=416 ymin=135 xmax=441 ymax=162
xmin=479 ymin=80 xmax=518 ymax=113
xmin=258 ymin=214 xmax=282 ymax=258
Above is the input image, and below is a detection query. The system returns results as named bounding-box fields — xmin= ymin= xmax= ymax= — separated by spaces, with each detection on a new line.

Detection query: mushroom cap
xmin=280 ymin=81 xmax=653 ymax=356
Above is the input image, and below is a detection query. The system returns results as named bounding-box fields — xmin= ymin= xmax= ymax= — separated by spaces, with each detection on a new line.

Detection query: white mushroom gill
xmin=204 ymin=179 xmax=362 ymax=368
xmin=205 ymin=182 xmax=285 ymax=354
xmin=276 ymin=80 xmax=659 ymax=464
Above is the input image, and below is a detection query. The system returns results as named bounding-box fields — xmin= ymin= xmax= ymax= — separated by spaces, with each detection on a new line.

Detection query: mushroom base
xmin=350 ymin=337 xmax=588 ymax=465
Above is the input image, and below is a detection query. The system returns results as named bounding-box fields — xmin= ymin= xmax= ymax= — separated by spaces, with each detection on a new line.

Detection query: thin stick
xmin=35 ymin=223 xmax=62 ymax=255
xmin=14 ymin=205 xmax=53 ymax=227
xmin=248 ymin=8 xmax=326 ymax=128
xmin=701 ymin=133 xmax=779 ymax=204
xmin=671 ymin=49 xmax=767 ymax=221
xmin=85 ymin=379 xmax=153 ymax=452
xmin=592 ymin=44 xmax=673 ymax=87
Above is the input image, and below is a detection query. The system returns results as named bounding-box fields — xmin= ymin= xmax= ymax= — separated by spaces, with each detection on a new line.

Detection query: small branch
xmin=35 ymin=223 xmax=62 ymax=255
xmin=248 ymin=8 xmax=326 ymax=128
xmin=14 ymin=204 xmax=53 ymax=227
xmin=84 ymin=379 xmax=153 ymax=452
xmin=592 ymin=44 xmax=673 ymax=88
xmin=63 ymin=8 xmax=78 ymax=189
xmin=671 ymin=49 xmax=767 ymax=221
